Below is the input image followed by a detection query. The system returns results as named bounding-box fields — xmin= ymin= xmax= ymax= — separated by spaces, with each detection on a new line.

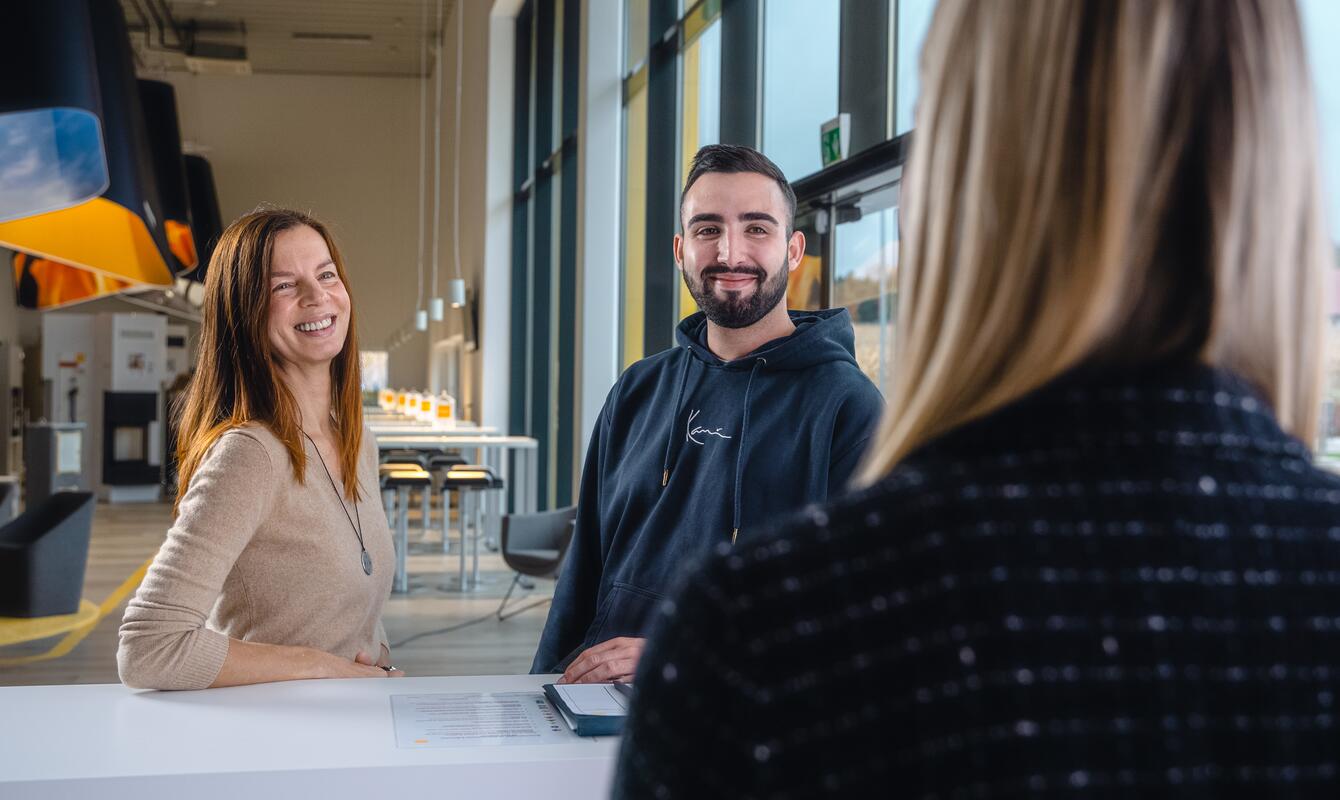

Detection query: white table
xmin=0 ymin=674 xmax=617 ymax=799
xmin=369 ymin=421 xmax=500 ymax=436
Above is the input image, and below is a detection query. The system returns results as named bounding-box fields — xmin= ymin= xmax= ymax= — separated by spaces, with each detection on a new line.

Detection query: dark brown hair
xmin=681 ymin=144 xmax=797 ymax=233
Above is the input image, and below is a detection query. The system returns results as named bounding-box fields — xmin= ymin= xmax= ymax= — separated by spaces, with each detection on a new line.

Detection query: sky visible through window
xmin=1301 ymin=0 xmax=1340 ymax=252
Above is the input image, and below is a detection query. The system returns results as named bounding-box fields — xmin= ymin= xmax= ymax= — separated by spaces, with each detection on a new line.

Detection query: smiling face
xmin=266 ymin=224 xmax=352 ymax=372
xmin=675 ymin=171 xmax=805 ymax=329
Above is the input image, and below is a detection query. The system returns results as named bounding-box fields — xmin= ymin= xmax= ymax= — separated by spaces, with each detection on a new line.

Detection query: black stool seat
xmin=440 ymin=465 xmax=504 ymax=490
xmin=380 ymin=449 xmax=428 ymax=468
xmin=380 ymin=465 xmax=432 ymax=488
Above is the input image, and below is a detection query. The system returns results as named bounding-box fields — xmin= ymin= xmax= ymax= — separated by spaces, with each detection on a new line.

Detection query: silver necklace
xmin=301 ymin=430 xmax=371 ymax=575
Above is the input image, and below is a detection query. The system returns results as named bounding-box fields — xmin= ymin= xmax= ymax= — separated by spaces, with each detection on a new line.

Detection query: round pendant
xmin=361 ymin=549 xmax=373 ymax=575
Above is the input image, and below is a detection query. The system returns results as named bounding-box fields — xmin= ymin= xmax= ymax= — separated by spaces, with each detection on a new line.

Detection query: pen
xmin=612 ymin=681 xmax=634 ymax=700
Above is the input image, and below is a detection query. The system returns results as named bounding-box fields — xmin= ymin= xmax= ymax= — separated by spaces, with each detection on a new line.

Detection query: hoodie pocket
xmin=588 ymin=581 xmax=666 ymax=645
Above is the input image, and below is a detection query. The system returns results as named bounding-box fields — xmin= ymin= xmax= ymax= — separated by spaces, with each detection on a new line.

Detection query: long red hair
xmin=174 ymin=208 xmax=364 ymax=511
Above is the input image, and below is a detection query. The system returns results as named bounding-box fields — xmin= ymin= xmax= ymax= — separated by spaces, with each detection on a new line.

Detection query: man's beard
xmin=682 ymin=256 xmax=791 ymax=329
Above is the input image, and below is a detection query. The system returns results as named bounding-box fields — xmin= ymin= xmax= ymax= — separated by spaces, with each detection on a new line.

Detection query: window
xmin=359 ymin=351 xmax=389 ymax=400
xmin=1301 ymin=0 xmax=1340 ymax=456
xmin=511 ymin=0 xmax=581 ymax=507
xmin=678 ymin=17 xmax=722 ymax=320
xmin=761 ymin=0 xmax=840 ymax=181
xmin=833 ymin=189 xmax=898 ymax=391
xmin=895 ymin=0 xmax=936 ymax=135
xmin=622 ymin=80 xmax=649 ymax=368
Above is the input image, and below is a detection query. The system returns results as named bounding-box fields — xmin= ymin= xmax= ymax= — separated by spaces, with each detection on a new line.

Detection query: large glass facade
xmin=761 ymin=0 xmax=840 ymax=181
xmin=678 ymin=18 xmax=721 ymax=320
xmin=622 ymin=81 xmax=648 ymax=369
xmin=833 ymin=187 xmax=899 ymax=392
xmin=895 ymin=0 xmax=936 ymax=135
xmin=510 ymin=0 xmax=581 ymax=507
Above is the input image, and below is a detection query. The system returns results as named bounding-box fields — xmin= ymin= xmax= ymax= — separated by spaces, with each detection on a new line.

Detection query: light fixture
xmin=428 ymin=0 xmax=445 ymax=319
xmin=415 ymin=309 xmax=428 ymax=331
xmin=0 ymin=0 xmax=174 ymax=306
xmin=413 ymin=0 xmax=430 ymax=331
xmin=0 ymin=0 xmax=109 ymax=223
xmin=140 ymin=79 xmax=197 ymax=275
xmin=183 ymin=154 xmax=222 ymax=282
xmin=447 ymin=0 xmax=468 ymax=311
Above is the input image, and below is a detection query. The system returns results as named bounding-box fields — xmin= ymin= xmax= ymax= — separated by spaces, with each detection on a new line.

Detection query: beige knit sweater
xmin=118 ymin=423 xmax=395 ymax=690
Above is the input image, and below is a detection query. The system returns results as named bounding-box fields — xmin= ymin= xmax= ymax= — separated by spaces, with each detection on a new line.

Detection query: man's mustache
xmin=701 ymin=265 xmax=765 ymax=280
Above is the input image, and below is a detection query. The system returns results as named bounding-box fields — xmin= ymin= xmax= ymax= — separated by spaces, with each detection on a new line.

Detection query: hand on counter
xmin=558 ymin=637 xmax=645 ymax=684
xmin=353 ymin=649 xmax=404 ymax=678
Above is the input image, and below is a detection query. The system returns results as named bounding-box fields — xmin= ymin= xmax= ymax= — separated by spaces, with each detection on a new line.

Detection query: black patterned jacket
xmin=615 ymin=362 xmax=1340 ymax=799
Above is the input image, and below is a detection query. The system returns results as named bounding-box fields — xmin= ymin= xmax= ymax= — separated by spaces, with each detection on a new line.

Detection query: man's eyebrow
xmin=685 ymin=212 xmax=725 ymax=227
xmin=739 ymin=212 xmax=780 ymax=225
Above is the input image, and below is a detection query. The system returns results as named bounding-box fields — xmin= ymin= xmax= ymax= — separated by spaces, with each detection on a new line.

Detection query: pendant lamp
xmin=12 ymin=251 xmax=131 ymax=310
xmin=0 ymin=0 xmax=109 ymax=223
xmin=183 ymin=154 xmax=223 ymax=282
xmin=139 ymin=79 xmax=197 ymax=274
xmin=0 ymin=0 xmax=173 ymax=291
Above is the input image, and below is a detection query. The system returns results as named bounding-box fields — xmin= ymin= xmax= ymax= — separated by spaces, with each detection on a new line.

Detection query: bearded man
xmin=533 ymin=144 xmax=883 ymax=682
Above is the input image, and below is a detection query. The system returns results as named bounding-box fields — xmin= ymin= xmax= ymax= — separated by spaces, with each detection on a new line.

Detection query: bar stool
xmin=381 ymin=449 xmax=432 ymax=538
xmin=427 ymin=453 xmax=466 ymax=553
xmin=438 ymin=465 xmax=505 ymax=591
xmin=379 ymin=463 xmax=431 ymax=593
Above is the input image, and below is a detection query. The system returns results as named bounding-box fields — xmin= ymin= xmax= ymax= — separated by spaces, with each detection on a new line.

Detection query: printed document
xmin=391 ymin=692 xmax=573 ymax=748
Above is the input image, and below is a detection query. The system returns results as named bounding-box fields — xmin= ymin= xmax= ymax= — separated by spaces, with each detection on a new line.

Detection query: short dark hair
xmin=680 ymin=144 xmax=797 ymax=233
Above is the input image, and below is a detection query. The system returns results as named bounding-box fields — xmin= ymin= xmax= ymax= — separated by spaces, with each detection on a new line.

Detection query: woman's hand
xmin=211 ymin=640 xmax=397 ymax=686
xmin=355 ymin=648 xmax=404 ymax=677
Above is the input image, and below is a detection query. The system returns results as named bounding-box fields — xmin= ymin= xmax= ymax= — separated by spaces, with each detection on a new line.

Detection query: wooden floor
xmin=0 ymin=500 xmax=552 ymax=687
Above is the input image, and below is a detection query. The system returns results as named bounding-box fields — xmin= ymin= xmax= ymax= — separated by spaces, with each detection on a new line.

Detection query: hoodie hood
xmin=674 ymin=308 xmax=861 ymax=371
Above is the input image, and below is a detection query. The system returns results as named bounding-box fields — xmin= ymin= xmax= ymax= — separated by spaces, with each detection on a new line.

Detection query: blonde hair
xmin=858 ymin=0 xmax=1331 ymax=484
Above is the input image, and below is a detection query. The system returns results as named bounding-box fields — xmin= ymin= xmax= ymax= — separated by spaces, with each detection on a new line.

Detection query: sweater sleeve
xmin=117 ymin=431 xmax=275 ymax=690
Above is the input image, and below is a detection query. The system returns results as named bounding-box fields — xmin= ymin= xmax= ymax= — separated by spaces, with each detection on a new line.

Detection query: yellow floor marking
xmin=0 ymin=600 xmax=100 ymax=647
xmin=0 ymin=556 xmax=153 ymax=667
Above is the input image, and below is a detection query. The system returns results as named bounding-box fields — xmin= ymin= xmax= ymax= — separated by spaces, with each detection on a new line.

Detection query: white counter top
xmin=0 ymin=674 xmax=617 ymax=799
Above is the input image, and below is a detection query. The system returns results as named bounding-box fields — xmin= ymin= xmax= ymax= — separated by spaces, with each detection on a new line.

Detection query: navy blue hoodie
xmin=532 ymin=308 xmax=883 ymax=673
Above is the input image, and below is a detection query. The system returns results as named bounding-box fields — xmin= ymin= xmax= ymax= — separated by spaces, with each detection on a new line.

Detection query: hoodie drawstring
xmin=661 ymin=351 xmax=692 ymax=487
xmin=731 ymin=358 xmax=765 ymax=545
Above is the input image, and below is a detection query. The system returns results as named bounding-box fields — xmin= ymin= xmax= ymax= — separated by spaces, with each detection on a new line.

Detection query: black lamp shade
xmin=0 ymin=0 xmax=173 ymax=290
xmin=184 ymin=154 xmax=223 ymax=282
xmin=0 ymin=0 xmax=109 ymax=222
xmin=139 ymin=79 xmax=197 ymax=273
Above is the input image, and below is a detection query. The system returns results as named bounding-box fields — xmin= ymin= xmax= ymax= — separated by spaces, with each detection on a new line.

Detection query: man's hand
xmin=558 ymin=637 xmax=646 ymax=684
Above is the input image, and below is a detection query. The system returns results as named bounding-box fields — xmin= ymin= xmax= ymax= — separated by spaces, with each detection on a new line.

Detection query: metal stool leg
xmin=458 ymin=490 xmax=468 ymax=588
xmin=420 ymin=486 xmax=431 ymax=537
xmin=441 ymin=488 xmax=452 ymax=555
xmin=394 ymin=485 xmax=409 ymax=593
xmin=472 ymin=490 xmax=483 ymax=587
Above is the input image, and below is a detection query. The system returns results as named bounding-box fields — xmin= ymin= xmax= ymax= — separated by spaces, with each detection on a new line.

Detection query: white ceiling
xmin=120 ymin=0 xmax=461 ymax=77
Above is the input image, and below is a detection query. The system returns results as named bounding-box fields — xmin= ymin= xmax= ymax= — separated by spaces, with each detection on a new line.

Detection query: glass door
xmin=832 ymin=180 xmax=899 ymax=393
